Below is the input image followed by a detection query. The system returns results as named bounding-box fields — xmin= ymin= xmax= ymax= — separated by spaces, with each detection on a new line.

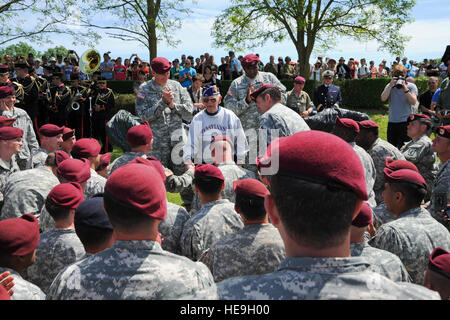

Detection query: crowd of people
xmin=0 ymin=49 xmax=449 ymax=302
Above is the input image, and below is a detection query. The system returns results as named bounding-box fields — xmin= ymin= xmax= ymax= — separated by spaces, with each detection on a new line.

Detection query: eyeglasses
xmin=202 ymin=97 xmax=217 ymax=103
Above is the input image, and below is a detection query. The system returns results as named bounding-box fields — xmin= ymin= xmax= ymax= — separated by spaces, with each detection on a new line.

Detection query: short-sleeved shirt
xmin=179 ymin=67 xmax=197 ymax=88
xmin=231 ymin=57 xmax=242 ymax=73
xmin=100 ymin=61 xmax=114 ymax=80
xmin=387 ymin=83 xmax=418 ymax=123
xmin=114 ymin=64 xmax=127 ymax=80
xmin=419 ymin=90 xmax=437 ymax=114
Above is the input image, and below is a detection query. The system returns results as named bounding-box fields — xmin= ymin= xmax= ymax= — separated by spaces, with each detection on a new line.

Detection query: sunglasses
xmin=202 ymin=97 xmax=217 ymax=103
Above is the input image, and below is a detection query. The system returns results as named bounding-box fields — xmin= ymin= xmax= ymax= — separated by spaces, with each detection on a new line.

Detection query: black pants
xmin=92 ymin=116 xmax=113 ymax=153
xmin=387 ymin=122 xmax=410 ymax=150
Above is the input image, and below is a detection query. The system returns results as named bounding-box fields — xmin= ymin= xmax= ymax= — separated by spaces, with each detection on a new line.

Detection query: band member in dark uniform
xmin=68 ymin=74 xmax=89 ymax=139
xmin=29 ymin=67 xmax=50 ymax=129
xmin=91 ymin=76 xmax=114 ymax=153
xmin=0 ymin=64 xmax=24 ymax=107
xmin=48 ymin=72 xmax=71 ymax=127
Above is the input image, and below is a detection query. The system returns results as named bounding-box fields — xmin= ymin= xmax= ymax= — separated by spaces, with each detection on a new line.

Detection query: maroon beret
xmin=0 ymin=86 xmax=15 ymax=99
xmin=150 ymin=57 xmax=172 ymax=74
xmin=0 ymin=282 xmax=10 ymax=300
xmin=57 ymin=158 xmax=91 ymax=184
xmin=241 ymin=54 xmax=259 ymax=68
xmin=0 ymin=127 xmax=23 ymax=140
xmin=428 ymin=247 xmax=450 ymax=279
xmin=383 ymin=168 xmax=427 ymax=190
xmin=385 ymin=158 xmax=418 ymax=173
xmin=257 ymin=130 xmax=368 ymax=200
xmin=335 ymin=117 xmax=360 ymax=133
xmin=0 ymin=116 xmax=16 ymax=127
xmin=48 ymin=182 xmax=84 ymax=209
xmin=55 ymin=150 xmax=70 ymax=166
xmin=211 ymin=135 xmax=232 ymax=146
xmin=352 ymin=202 xmax=373 ymax=227
xmin=358 ymin=120 xmax=379 ymax=129
xmin=407 ymin=113 xmax=431 ymax=123
xmin=72 ymin=138 xmax=101 ymax=158
xmin=96 ymin=153 xmax=111 ymax=171
xmin=39 ymin=124 xmax=64 ymax=137
xmin=126 ymin=121 xmax=153 ymax=146
xmin=194 ymin=164 xmax=224 ymax=181
xmin=105 ymin=162 xmax=167 ymax=220
xmin=0 ymin=214 xmax=39 ymax=256
xmin=128 ymin=157 xmax=166 ymax=182
xmin=250 ymin=84 xmax=277 ymax=100
xmin=294 ymin=76 xmax=306 ymax=84
xmin=62 ymin=127 xmax=75 ymax=141
xmin=233 ymin=178 xmax=270 ymax=199
xmin=436 ymin=125 xmax=450 ymax=139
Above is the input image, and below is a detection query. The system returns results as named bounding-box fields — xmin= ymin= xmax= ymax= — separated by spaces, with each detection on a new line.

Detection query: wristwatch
xmin=404 ymin=89 xmax=410 ymax=93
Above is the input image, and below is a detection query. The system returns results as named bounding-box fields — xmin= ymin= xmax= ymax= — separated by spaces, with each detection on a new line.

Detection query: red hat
xmin=241 ymin=54 xmax=259 ymax=68
xmin=0 ymin=86 xmax=15 ymax=99
xmin=96 ymin=153 xmax=111 ymax=172
xmin=62 ymin=127 xmax=75 ymax=141
xmin=211 ymin=135 xmax=232 ymax=146
xmin=0 ymin=116 xmax=16 ymax=127
xmin=294 ymin=76 xmax=306 ymax=84
xmin=48 ymin=182 xmax=84 ymax=209
xmin=57 ymin=158 xmax=91 ymax=184
xmin=39 ymin=124 xmax=64 ymax=137
xmin=436 ymin=125 xmax=450 ymax=139
xmin=407 ymin=113 xmax=431 ymax=123
xmin=150 ymin=57 xmax=172 ymax=74
xmin=0 ymin=282 xmax=10 ymax=300
xmin=105 ymin=162 xmax=167 ymax=220
xmin=128 ymin=157 xmax=166 ymax=182
xmin=383 ymin=168 xmax=427 ymax=190
xmin=72 ymin=138 xmax=101 ymax=158
xmin=250 ymin=84 xmax=277 ymax=100
xmin=233 ymin=178 xmax=270 ymax=199
xmin=257 ymin=131 xmax=368 ymax=200
xmin=335 ymin=117 xmax=360 ymax=133
xmin=0 ymin=214 xmax=39 ymax=256
xmin=428 ymin=247 xmax=450 ymax=279
xmin=194 ymin=164 xmax=224 ymax=181
xmin=358 ymin=120 xmax=379 ymax=129
xmin=351 ymin=202 xmax=372 ymax=227
xmin=55 ymin=150 xmax=70 ymax=166
xmin=385 ymin=158 xmax=418 ymax=172
xmin=126 ymin=121 xmax=153 ymax=146
xmin=0 ymin=127 xmax=23 ymax=140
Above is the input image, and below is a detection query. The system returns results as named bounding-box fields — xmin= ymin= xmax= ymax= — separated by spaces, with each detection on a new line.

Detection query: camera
xmin=68 ymin=50 xmax=74 ymax=54
xmin=394 ymin=76 xmax=405 ymax=89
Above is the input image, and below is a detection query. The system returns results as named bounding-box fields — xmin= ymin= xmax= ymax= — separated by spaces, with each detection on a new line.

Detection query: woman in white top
xmin=309 ymin=61 xmax=322 ymax=82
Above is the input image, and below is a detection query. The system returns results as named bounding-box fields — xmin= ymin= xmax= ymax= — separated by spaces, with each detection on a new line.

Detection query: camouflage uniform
xmin=0 ymin=106 xmax=39 ymax=170
xmin=158 ymin=201 xmax=190 ymax=255
xmin=367 ymin=138 xmax=406 ymax=204
xmin=23 ymin=228 xmax=86 ymax=294
xmin=0 ymin=267 xmax=45 ymax=300
xmin=200 ymin=223 xmax=286 ymax=282
xmin=350 ymin=241 xmax=410 ymax=282
xmin=38 ymin=206 xmax=54 ymax=233
xmin=285 ymin=90 xmax=313 ymax=115
xmin=372 ymin=203 xmax=397 ymax=229
xmin=217 ymin=257 xmax=440 ymax=300
xmin=165 ymin=167 xmax=195 ymax=194
xmin=260 ymin=103 xmax=310 ymax=146
xmin=107 ymin=151 xmax=146 ymax=177
xmin=0 ymin=166 xmax=59 ymax=220
xmin=0 ymin=157 xmax=20 ymax=204
xmin=46 ymin=240 xmax=218 ymax=300
xmin=429 ymin=159 xmax=450 ymax=230
xmin=400 ymin=134 xmax=437 ymax=191
xmin=350 ymin=142 xmax=377 ymax=208
xmin=135 ymin=79 xmax=193 ymax=176
xmin=30 ymin=147 xmax=48 ymax=168
xmin=180 ymin=199 xmax=244 ymax=261
xmin=369 ymin=206 xmax=450 ymax=285
xmin=84 ymin=168 xmax=106 ymax=199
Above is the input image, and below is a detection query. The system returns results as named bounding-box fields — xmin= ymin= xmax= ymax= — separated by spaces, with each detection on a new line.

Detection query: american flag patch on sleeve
xmin=137 ymin=92 xmax=146 ymax=100
xmin=227 ymin=90 xmax=233 ymax=96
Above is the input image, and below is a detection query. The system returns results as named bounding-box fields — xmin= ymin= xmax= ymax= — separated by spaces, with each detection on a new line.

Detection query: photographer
xmin=381 ymin=65 xmax=418 ymax=149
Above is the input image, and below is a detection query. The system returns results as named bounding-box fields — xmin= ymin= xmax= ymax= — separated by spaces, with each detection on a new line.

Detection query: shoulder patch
xmin=137 ymin=92 xmax=146 ymax=100
xmin=227 ymin=90 xmax=233 ymax=97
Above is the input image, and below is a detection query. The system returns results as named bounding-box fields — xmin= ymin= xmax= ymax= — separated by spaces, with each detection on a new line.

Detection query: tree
xmin=0 ymin=42 xmax=39 ymax=59
xmin=42 ymin=46 xmax=68 ymax=59
xmin=212 ymin=0 xmax=416 ymax=77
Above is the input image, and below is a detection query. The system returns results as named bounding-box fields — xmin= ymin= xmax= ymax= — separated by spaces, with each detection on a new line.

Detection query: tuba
xmin=79 ymin=49 xmax=101 ymax=74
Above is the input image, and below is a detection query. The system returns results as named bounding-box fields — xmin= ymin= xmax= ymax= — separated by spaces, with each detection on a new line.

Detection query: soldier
xmin=68 ymin=74 xmax=88 ymax=140
xmin=217 ymin=130 xmax=440 ymax=300
xmin=400 ymin=114 xmax=436 ymax=197
xmin=350 ymin=202 xmax=410 ymax=282
xmin=90 ymin=77 xmax=114 ymax=153
xmin=0 ymin=85 xmax=39 ymax=170
xmin=200 ymin=178 xmax=285 ymax=282
xmin=369 ymin=168 xmax=450 ymax=284
xmin=286 ymin=76 xmax=314 ymax=117
xmin=429 ymin=125 xmax=450 ymax=229
xmin=251 ymin=84 xmax=310 ymax=146
xmin=180 ymin=164 xmax=244 ymax=261
xmin=23 ymin=183 xmax=86 ymax=294
xmin=0 ymin=64 xmax=24 ymax=107
xmin=135 ymin=57 xmax=193 ymax=177
xmin=95 ymin=153 xmax=111 ymax=178
xmin=31 ymin=124 xmax=64 ymax=168
xmin=424 ymin=247 xmax=450 ymax=300
xmin=332 ymin=117 xmax=377 ymax=208
xmin=0 ymin=214 xmax=45 ymax=300
xmin=280 ymin=56 xmax=296 ymax=79
xmin=30 ymin=67 xmax=50 ymax=129
xmin=60 ymin=127 xmax=76 ymax=156
xmin=356 ymin=120 xmax=406 ymax=204
xmin=47 ymin=159 xmax=217 ymax=300
xmin=71 ymin=138 xmax=106 ymax=199
xmin=313 ymin=70 xmax=342 ymax=113
xmin=183 ymin=85 xmax=248 ymax=166
xmin=48 ymin=72 xmax=71 ymax=127
xmin=0 ymin=152 xmax=59 ymax=221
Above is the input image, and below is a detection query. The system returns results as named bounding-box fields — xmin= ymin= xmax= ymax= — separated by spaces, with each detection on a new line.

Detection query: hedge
xmin=84 ymin=77 xmax=432 ymax=116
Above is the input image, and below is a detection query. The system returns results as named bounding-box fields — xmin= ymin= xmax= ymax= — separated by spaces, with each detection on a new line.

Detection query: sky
xmin=7 ymin=0 xmax=450 ymax=65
